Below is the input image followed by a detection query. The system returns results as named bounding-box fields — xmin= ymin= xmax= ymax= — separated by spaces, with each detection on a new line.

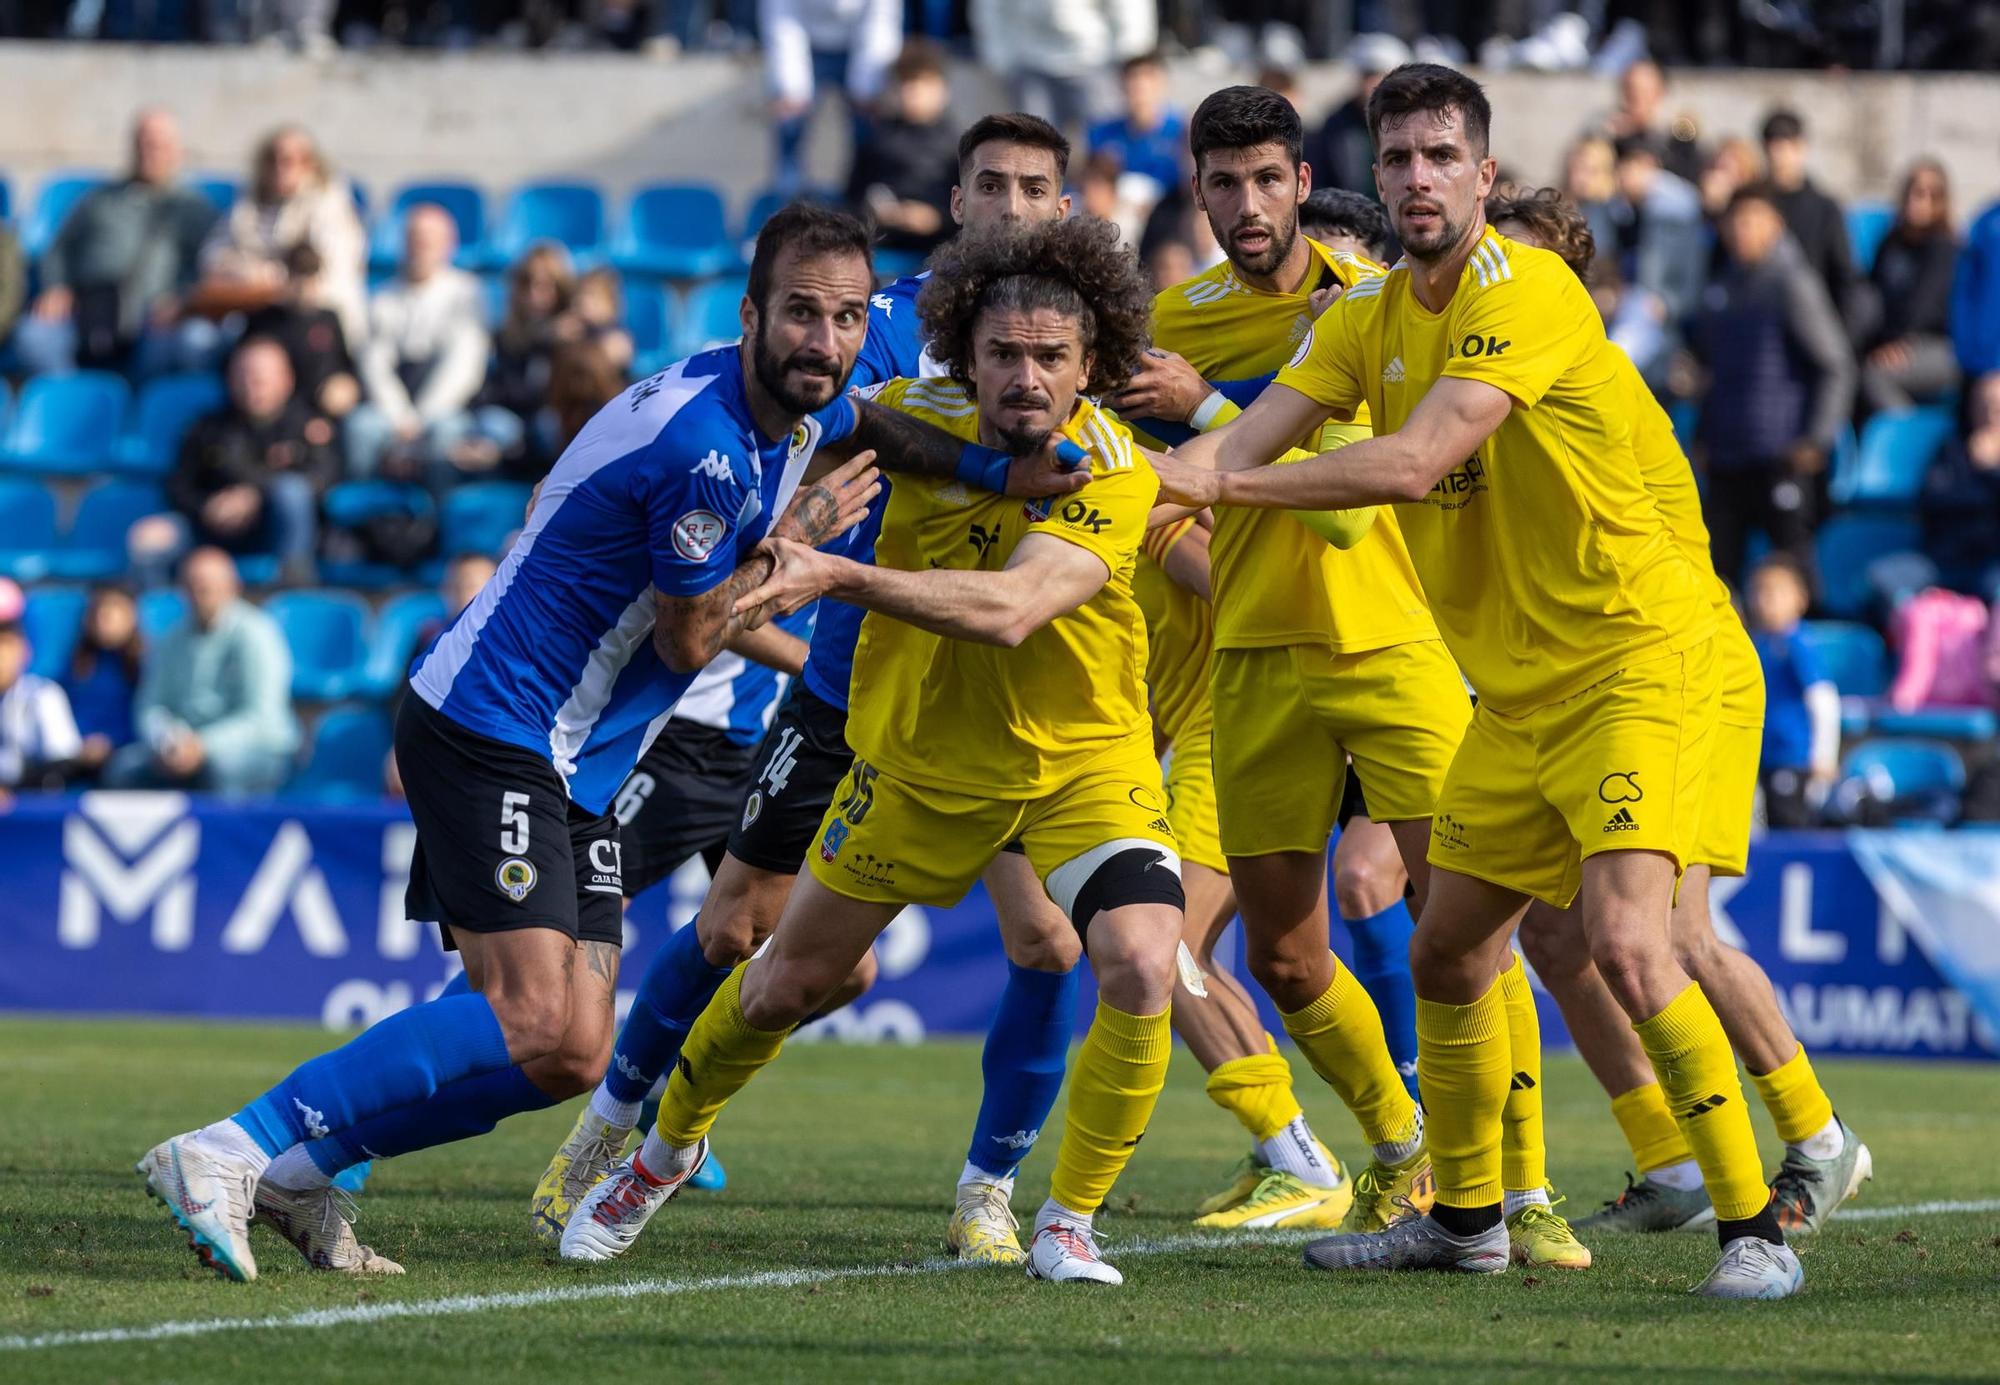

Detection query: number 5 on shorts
xmin=501 ymin=791 xmax=531 ymax=854
xmin=839 ymin=761 xmax=878 ymax=824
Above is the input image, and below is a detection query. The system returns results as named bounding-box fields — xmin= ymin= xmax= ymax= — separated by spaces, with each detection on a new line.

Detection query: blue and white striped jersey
xmin=670 ymin=603 xmax=818 ymax=747
xmin=409 ymin=347 xmax=851 ymax=813
xmin=800 ymin=271 xmax=949 ymax=713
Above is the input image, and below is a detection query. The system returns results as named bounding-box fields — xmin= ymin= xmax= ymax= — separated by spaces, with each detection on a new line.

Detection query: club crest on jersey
xmin=1288 ymin=326 xmax=1315 ymax=369
xmin=819 ymin=817 xmax=849 ymax=862
xmin=1021 ymin=495 xmax=1053 ymax=523
xmin=672 ymin=510 xmax=726 ymax=561
xmin=496 ymin=857 xmax=538 ymax=902
xmin=742 ymin=790 xmax=764 ymax=829
xmin=787 ymin=423 xmax=811 ymax=460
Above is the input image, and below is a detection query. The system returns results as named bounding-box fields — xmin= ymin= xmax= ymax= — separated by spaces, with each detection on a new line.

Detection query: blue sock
xmin=305 ymin=1065 xmax=556 ymax=1175
xmin=1346 ymin=898 xmax=1420 ymax=1100
xmin=965 ymin=961 xmax=1079 ymax=1179
xmin=232 ymin=992 xmax=511 ymax=1158
xmin=604 ymin=920 xmax=734 ymax=1105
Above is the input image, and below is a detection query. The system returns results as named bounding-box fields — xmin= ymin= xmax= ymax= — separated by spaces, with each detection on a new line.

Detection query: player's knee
xmin=1586 ymin=931 xmax=1670 ymax=1014
xmin=1244 ymin=934 xmax=1323 ymax=1009
xmin=738 ymin=959 xmax=832 ymax=1031
xmin=1003 ymin=924 xmax=1081 ymax=974
xmin=820 ymin=950 xmax=878 ymax=1012
xmin=535 ymin=1031 xmax=611 ymax=1099
xmin=696 ymin=908 xmax=764 ymax=967
xmin=1518 ymin=916 xmax=1588 ymax=984
xmin=1670 ymin=921 xmax=1727 ymax=987
xmin=488 ymin=987 xmax=571 ymax=1063
xmin=1334 ymin=856 xmax=1398 ymax=920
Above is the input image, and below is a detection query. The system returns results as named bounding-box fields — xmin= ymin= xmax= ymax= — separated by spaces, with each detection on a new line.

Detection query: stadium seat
xmin=21 ymin=171 xmax=107 ymax=258
xmin=1871 ymin=705 xmax=2000 ymax=740
xmin=0 ymin=173 xmax=11 ymax=223
xmin=613 ymin=182 xmax=736 ymax=280
xmin=192 ymin=174 xmax=239 ymax=216
xmin=22 ymin=584 xmax=87 ymax=678
xmin=291 ymin=704 xmax=394 ymax=803
xmin=1834 ymin=405 xmax=1955 ymax=506
xmin=626 ymin=279 xmax=679 ymax=377
xmin=364 ymin=589 xmax=448 ymax=697
xmin=1799 ymin=620 xmax=1890 ymax=697
xmin=1815 ymin=514 xmax=1922 ymax=617
xmin=440 ymin=481 xmax=533 ymax=559
xmin=49 ymin=479 xmax=165 ymax=580
xmin=481 ymin=273 xmax=508 ymax=329
xmin=1668 ymin=398 xmax=1699 ymax=453
xmin=113 ymin=372 xmax=226 ymax=474
xmin=738 ymin=187 xmax=839 ymax=247
xmin=265 ymin=589 xmax=372 ymax=701
xmin=1846 ymin=201 xmax=1895 ymax=273
xmin=484 ymin=181 xmax=606 ymax=267
xmin=0 ymin=477 xmax=61 ymax=580
xmin=0 ymin=371 xmax=131 ymax=474
xmin=1842 ymin=737 xmax=1967 ymax=797
xmin=137 ymin=588 xmax=186 ymax=641
xmin=368 ymin=180 xmax=491 ymax=272
xmin=678 ymin=275 xmax=748 ymax=356
xmin=320 ymin=481 xmax=438 ymax=588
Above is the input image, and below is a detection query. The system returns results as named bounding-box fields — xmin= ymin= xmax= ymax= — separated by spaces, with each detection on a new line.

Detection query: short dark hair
xmin=1726 ymin=182 xmax=1781 ymax=217
xmin=1612 ymin=132 xmax=1666 ymax=166
xmin=1761 ymin=108 xmax=1804 ymax=144
xmin=745 ymin=201 xmax=872 ymax=314
xmin=1300 ymin=189 xmax=1391 ymax=259
xmin=1484 ymin=186 xmax=1595 ymax=279
xmin=1188 ymin=85 xmax=1304 ymax=172
xmin=1751 ymin=551 xmax=1811 ymax=590
xmin=916 ymin=216 xmax=1152 ymax=397
xmin=890 ymin=38 xmax=947 ymax=85
xmin=956 ymin=112 xmax=1070 ymax=182
xmin=1366 ymin=62 xmax=1492 ymax=158
xmin=1121 ymin=49 xmax=1166 ymax=78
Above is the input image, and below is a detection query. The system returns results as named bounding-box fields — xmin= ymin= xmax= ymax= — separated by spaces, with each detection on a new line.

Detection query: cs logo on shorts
xmin=742 ymin=790 xmax=764 ymax=830
xmin=496 ymin=857 xmax=538 ymax=902
xmin=819 ymin=817 xmax=850 ymax=863
xmin=672 ymin=510 xmax=726 ymax=561
xmin=1598 ymin=772 xmax=1643 ymax=804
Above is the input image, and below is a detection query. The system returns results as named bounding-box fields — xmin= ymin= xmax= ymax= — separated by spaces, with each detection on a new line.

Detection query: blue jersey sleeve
xmin=640 ymin=435 xmax=758 ymax=599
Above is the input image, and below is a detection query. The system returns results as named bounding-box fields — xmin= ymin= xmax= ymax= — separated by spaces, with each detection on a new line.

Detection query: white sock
xmin=1257 ymin=1116 xmax=1343 ymax=1188
xmin=1502 ymin=1186 xmax=1550 ymax=1217
xmin=1034 ymin=1196 xmax=1092 ymax=1236
xmin=201 ymin=1118 xmax=274 ymax=1177
xmin=263 ymin=1143 xmax=335 ymax=1192
xmin=1647 ymin=1158 xmax=1705 ymax=1191
xmin=589 ymin=1084 xmax=643 ymax=1131
xmin=634 ymin=1126 xmax=700 ymax=1184
xmin=1790 ymin=1115 xmax=1845 ymax=1162
xmin=958 ymin=1161 xmax=1014 ymax=1195
xmin=1373 ymin=1104 xmax=1426 ymax=1166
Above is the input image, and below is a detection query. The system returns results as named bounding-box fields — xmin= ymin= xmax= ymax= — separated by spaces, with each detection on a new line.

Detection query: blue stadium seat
xmin=363 ymin=589 xmax=447 ymax=697
xmin=1871 ymin=705 xmax=1999 ymax=740
xmin=0 ymin=371 xmax=131 ymax=474
xmin=440 ymin=481 xmax=533 ymax=559
xmin=0 ymin=478 xmax=60 ymax=580
xmin=368 ymin=180 xmax=491 ymax=272
xmin=22 ymin=585 xmax=88 ymax=678
xmin=0 ymin=173 xmax=11 ymax=223
xmin=1846 ymin=201 xmax=1895 ymax=274
xmin=677 ymin=275 xmax=748 ymax=356
xmin=1835 ymin=405 xmax=1955 ymax=506
xmin=22 ymin=171 xmax=107 ymax=259
xmin=1668 ymin=398 xmax=1699 ymax=453
xmin=1841 ymin=737 xmax=1967 ymax=797
xmin=49 ymin=479 xmax=166 ymax=580
xmin=738 ymin=187 xmax=839 ymax=247
xmin=291 ymin=704 xmax=394 ymax=803
xmin=192 ymin=174 xmax=239 ymax=216
xmin=113 ymin=372 xmax=226 ymax=474
xmin=137 ymin=588 xmax=186 ymax=641
xmin=265 ymin=589 xmax=372 ymax=701
xmin=320 ymin=481 xmax=438 ymax=588
xmin=481 ymin=273 xmax=508 ymax=329
xmin=1815 ymin=514 xmax=1922 ymax=617
xmin=0 ymin=378 xmax=12 ymax=431
xmin=1798 ymin=619 xmax=1889 ymax=703
xmin=612 ymin=183 xmax=736 ymax=281
xmin=485 ymin=181 xmax=606 ymax=267
xmin=626 ymin=279 xmax=679 ymax=377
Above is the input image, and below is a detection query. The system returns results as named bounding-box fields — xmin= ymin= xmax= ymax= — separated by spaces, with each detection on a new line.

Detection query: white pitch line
xmin=7 ymin=1199 xmax=1998 ymax=1354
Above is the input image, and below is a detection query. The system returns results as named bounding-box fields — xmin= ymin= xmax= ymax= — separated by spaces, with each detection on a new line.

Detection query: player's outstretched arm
xmin=815 ymin=397 xmax=1092 ymax=499
xmin=1166 ymin=380 xmax=1332 ymax=477
xmin=725 ymin=621 xmax=809 ymax=676
xmin=737 ymin=531 xmax=1110 ymax=649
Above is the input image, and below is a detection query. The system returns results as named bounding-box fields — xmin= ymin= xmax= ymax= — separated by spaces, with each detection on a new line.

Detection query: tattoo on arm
xmin=776 ymin=480 xmax=846 ymax=547
xmin=583 ymin=940 xmax=618 ymax=985
xmin=847 ymin=399 xmax=964 ymax=479
xmin=654 ymin=551 xmax=780 ymax=672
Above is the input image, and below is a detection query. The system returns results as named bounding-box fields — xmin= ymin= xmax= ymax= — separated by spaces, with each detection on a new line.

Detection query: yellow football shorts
xmin=1427 ymin=637 xmax=1721 ymax=908
xmin=1210 ymin=638 xmax=1470 ymax=858
xmin=1691 ymin=617 xmax=1765 ymax=877
xmin=1162 ymin=712 xmax=1225 ymax=873
xmin=807 ymin=741 xmax=1180 ymax=908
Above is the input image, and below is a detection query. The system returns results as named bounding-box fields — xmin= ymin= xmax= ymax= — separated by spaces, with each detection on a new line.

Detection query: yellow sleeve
xmin=1199 ymin=396 xmax=1379 ymax=551
xmin=1037 ymin=461 xmax=1152 ymax=574
xmin=1273 ymin=293 xmax=1367 ymax=414
xmin=1441 ymin=254 xmax=1598 ymax=409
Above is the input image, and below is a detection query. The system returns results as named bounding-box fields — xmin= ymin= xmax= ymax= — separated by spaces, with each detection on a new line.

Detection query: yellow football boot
xmin=532 ymin=1107 xmax=631 ymax=1246
xmin=947 ymin=1180 xmax=1026 ymax=1265
xmin=1194 ymin=1152 xmax=1267 ymax=1218
xmin=1339 ymin=1147 xmax=1436 ymax=1234
xmin=1506 ymin=1191 xmax=1593 ymax=1270
xmin=1196 ymin=1163 xmax=1355 ymax=1230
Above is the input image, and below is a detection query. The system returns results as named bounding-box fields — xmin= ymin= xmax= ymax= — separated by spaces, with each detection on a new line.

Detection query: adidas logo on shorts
xmin=1603 ymin=807 xmax=1639 ymax=833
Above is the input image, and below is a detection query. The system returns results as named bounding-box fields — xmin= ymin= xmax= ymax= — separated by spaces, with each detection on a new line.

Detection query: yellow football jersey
xmin=1147 ymin=239 xmax=1437 ymax=653
xmin=843 ymin=376 xmax=1156 ymax=798
xmin=1276 ymin=231 xmax=1715 ymax=715
xmin=1133 ymin=517 xmax=1213 ymax=746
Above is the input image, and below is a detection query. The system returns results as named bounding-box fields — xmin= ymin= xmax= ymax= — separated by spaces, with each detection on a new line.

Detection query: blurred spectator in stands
xmin=971 ymin=0 xmax=1155 ymax=141
xmin=566 ymin=268 xmax=634 ymax=372
xmin=1853 ymin=159 xmax=1961 ymax=413
xmin=845 ymin=40 xmax=958 ymax=259
xmin=59 ymin=584 xmax=143 ymax=781
xmin=1749 ymin=554 xmax=1840 ymax=829
xmin=762 ymin=0 xmax=904 ymax=196
xmin=133 ymin=337 xmax=339 ymax=587
xmin=1760 ymin=109 xmax=1856 ymax=319
xmin=1695 ymin=185 xmax=1855 ymax=587
xmin=383 ymin=550 xmax=498 ymax=798
xmin=478 ymin=244 xmax=572 ymax=463
xmin=12 ymin=110 xmax=216 ymax=378
xmin=543 ymin=337 xmax=627 ymax=459
xmin=0 ymin=582 xmax=80 ymax=799
xmin=0 ymin=222 xmax=21 ymax=353
xmin=1697 ymin=134 xmax=1761 ymax=222
xmin=190 ymin=125 xmax=366 ymax=350
xmin=240 ymin=243 xmax=360 ymax=420
xmin=1561 ymin=134 xmax=1617 ymax=255
xmin=347 ymin=204 xmax=516 ymax=487
xmin=1606 ymin=133 xmax=1704 ymax=325
xmin=1085 ymin=51 xmax=1184 ymax=199
xmin=1144 ymin=235 xmax=1195 ymax=293
xmin=1076 ymin=150 xmax=1151 ymax=248
xmin=1920 ymin=371 xmax=2000 ymax=595
xmin=106 ymin=547 xmax=297 ymax=798
xmin=1593 ymin=58 xmax=1703 ymax=184
xmin=1951 ymin=178 xmax=2000 ymax=382
xmin=1310 ymin=33 xmax=1408 ymax=197
xmin=1888 ymin=586 xmax=1995 ymax=715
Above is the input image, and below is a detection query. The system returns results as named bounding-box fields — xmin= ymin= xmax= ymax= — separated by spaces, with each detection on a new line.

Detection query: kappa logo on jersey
xmin=1604 ymin=807 xmax=1639 ymax=833
xmin=690 ymin=448 xmax=733 ymax=481
xmin=819 ymin=817 xmax=849 ymax=862
xmin=990 ymin=1128 xmax=1040 ymax=1151
xmin=293 ymin=1097 xmax=329 ymax=1140
xmin=871 ymin=292 xmax=895 ymax=315
xmin=1382 ymin=355 xmax=1406 ymax=384
xmin=1599 ymin=771 xmax=1644 ymax=803
xmin=671 ymin=509 xmax=726 ymax=561
xmin=495 ymin=856 xmax=538 ymax=902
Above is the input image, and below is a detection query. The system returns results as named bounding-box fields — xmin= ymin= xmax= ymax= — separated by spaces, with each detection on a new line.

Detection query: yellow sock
xmin=1049 ymin=1000 xmax=1172 ymax=1216
xmin=1633 ymin=984 xmax=1767 ymax=1221
xmin=654 ymin=967 xmax=793 ymax=1151
xmin=1280 ymin=956 xmax=1417 ymax=1147
xmin=1497 ymin=954 xmax=1546 ymax=1192
xmin=1609 ymin=1083 xmax=1696 ymax=1174
xmin=1415 ymin=977 xmax=1509 ymax=1209
xmin=1747 ymin=1045 xmax=1835 ymax=1146
xmin=1204 ymin=1048 xmax=1304 ymax=1143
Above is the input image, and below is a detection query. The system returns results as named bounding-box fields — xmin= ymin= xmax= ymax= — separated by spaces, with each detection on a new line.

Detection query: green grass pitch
xmin=2 ymin=1016 xmax=1997 ymax=1382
